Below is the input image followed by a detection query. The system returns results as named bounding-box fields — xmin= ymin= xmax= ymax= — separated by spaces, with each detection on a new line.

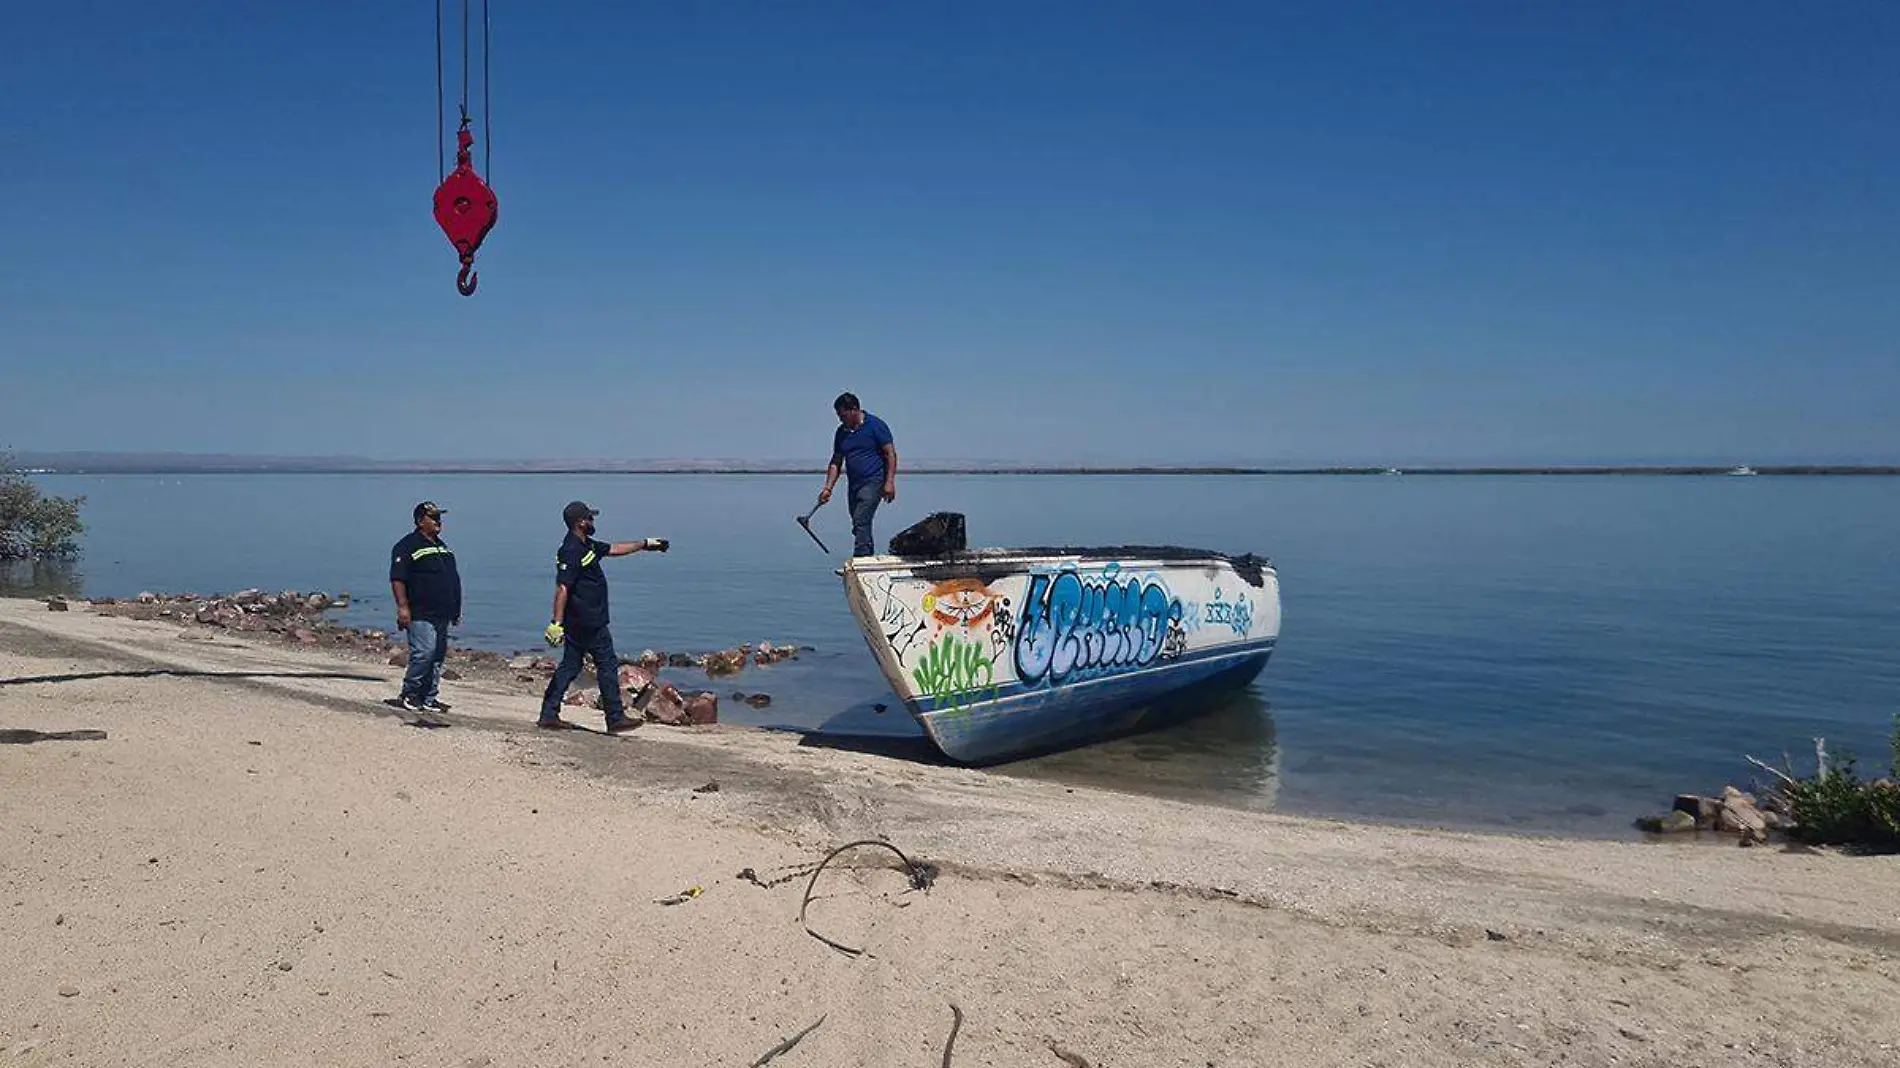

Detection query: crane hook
xmin=435 ymin=123 xmax=497 ymax=297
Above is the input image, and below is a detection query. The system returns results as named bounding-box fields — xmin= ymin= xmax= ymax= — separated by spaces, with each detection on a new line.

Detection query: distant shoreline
xmin=16 ymin=463 xmax=1900 ymax=477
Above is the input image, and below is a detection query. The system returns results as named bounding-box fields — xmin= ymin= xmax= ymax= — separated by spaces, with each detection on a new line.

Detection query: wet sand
xmin=3 ymin=598 xmax=1898 ymax=1067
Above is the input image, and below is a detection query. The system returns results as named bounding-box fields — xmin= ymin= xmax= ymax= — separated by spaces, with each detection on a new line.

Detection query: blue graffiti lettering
xmin=1202 ymin=588 xmax=1253 ymax=636
xmin=1013 ymin=568 xmax=1183 ymax=687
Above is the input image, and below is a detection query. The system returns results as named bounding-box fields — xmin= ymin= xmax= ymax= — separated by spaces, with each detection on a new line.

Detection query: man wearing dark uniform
xmin=537 ymin=500 xmax=669 ymax=731
xmin=389 ymin=500 xmax=461 ymax=715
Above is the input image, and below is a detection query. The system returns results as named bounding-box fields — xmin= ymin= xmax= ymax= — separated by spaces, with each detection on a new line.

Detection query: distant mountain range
xmin=7 ymin=451 xmax=1898 ymax=476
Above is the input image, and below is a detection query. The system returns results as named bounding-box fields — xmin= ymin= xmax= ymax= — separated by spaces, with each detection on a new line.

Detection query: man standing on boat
xmin=818 ymin=392 xmax=898 ymax=558
xmin=537 ymin=500 xmax=668 ymax=732
xmin=389 ymin=500 xmax=460 ymax=716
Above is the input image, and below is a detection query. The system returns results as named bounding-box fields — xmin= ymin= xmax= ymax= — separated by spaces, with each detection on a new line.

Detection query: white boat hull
xmin=843 ymin=547 xmax=1281 ymax=764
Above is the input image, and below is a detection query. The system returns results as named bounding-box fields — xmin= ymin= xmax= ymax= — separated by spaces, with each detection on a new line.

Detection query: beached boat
xmin=840 ymin=514 xmax=1281 ymax=764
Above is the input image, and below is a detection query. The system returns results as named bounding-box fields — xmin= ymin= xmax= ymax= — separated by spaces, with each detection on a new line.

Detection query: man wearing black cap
xmin=537 ymin=500 xmax=669 ymax=731
xmin=389 ymin=501 xmax=461 ymax=714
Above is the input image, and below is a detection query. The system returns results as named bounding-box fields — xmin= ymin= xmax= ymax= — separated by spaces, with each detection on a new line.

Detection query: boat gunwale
xmin=843 ymin=544 xmax=1276 ymax=588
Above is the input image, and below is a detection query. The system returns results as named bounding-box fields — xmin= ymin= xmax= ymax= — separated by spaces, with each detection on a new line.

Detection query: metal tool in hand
xmin=795 ymin=498 xmax=830 ymax=553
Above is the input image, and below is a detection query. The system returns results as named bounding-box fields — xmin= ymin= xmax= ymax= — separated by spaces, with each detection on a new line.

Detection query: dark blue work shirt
xmin=831 ymin=412 xmax=894 ymax=487
xmin=390 ymin=531 xmax=461 ymax=622
xmin=555 ymin=533 xmax=613 ymax=630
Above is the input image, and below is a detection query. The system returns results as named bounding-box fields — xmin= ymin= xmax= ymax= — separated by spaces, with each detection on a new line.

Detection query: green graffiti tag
xmin=911 ymin=632 xmax=998 ymax=717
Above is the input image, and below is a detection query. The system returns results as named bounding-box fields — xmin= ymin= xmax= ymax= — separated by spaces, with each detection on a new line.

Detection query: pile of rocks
xmin=551 ymin=664 xmax=721 ymax=725
xmin=638 ymin=640 xmax=800 ymax=677
xmin=93 ymin=588 xmax=352 ymax=629
xmin=1637 ymin=786 xmax=1790 ymax=846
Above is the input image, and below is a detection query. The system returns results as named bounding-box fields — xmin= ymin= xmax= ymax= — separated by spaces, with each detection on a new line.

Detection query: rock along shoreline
xmin=70 ymin=588 xmax=802 ymax=727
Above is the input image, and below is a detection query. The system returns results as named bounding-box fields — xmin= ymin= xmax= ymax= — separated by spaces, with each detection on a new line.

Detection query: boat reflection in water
xmin=991 ymin=685 xmax=1282 ymax=811
xmin=788 ymin=684 xmax=1282 ymax=813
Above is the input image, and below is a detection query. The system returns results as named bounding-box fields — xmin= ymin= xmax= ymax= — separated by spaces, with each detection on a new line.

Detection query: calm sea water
xmin=6 ymin=472 xmax=1898 ymax=838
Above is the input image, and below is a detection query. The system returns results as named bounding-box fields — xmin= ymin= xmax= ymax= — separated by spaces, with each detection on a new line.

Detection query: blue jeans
xmin=402 ymin=618 xmax=450 ymax=702
xmin=539 ymin=624 xmax=625 ymax=723
xmin=849 ymin=480 xmax=883 ymax=557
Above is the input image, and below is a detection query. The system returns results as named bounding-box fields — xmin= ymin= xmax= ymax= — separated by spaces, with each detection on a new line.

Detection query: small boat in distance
xmin=1727 ymin=465 xmax=1758 ymax=476
xmin=841 ymin=513 xmax=1282 ymax=765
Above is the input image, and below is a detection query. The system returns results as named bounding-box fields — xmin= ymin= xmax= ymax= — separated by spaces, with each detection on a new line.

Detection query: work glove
xmin=543 ymin=622 xmax=565 ymax=647
xmin=645 ymin=538 xmax=670 ymax=552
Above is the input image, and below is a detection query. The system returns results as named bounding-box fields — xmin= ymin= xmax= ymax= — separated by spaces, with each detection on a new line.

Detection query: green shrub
xmin=1786 ymin=766 xmax=1875 ymax=846
xmin=1780 ymin=717 xmax=1900 ymax=853
xmin=1869 ymin=782 xmax=1900 ymax=844
xmin=0 ymin=454 xmax=85 ymax=559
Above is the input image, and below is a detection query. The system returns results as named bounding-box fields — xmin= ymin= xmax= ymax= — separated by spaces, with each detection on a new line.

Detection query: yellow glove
xmin=543 ymin=622 xmax=565 ymax=647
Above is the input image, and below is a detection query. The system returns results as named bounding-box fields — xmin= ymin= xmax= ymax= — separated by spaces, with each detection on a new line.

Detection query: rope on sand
xmin=797 ymin=838 xmax=937 ymax=958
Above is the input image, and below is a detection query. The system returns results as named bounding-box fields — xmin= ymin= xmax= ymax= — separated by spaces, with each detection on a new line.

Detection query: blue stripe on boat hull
xmin=913 ymin=640 xmax=1276 ymax=765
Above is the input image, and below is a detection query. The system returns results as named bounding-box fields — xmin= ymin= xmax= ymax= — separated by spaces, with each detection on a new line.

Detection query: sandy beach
xmin=3 ymin=598 xmax=1897 ymax=1067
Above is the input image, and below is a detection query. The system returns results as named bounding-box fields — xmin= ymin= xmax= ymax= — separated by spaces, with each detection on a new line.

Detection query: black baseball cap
xmin=413 ymin=501 xmax=446 ymax=521
xmin=562 ymin=500 xmax=599 ymax=525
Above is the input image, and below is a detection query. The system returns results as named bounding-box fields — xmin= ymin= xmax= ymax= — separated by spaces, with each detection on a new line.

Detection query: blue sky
xmin=3 ymin=1 xmax=1897 ymax=465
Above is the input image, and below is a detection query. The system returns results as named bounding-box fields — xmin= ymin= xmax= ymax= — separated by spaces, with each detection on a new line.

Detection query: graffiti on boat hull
xmin=911 ymin=631 xmax=999 ymax=715
xmin=923 ymin=578 xmax=1001 ymax=629
xmin=1013 ymin=565 xmax=1183 ymax=688
xmin=989 ymin=596 xmax=1016 ymax=659
xmin=870 ymin=576 xmax=1012 ymax=717
xmin=1201 ymin=588 xmax=1254 ymax=636
xmin=864 ymin=560 xmax=1250 ymax=715
xmin=1160 ymin=617 xmax=1188 ymax=660
xmin=872 ymin=574 xmax=930 ymax=659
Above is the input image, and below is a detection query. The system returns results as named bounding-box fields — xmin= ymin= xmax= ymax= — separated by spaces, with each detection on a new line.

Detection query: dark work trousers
xmin=849 ymin=479 xmax=883 ymax=557
xmin=538 ymin=624 xmax=625 ymax=723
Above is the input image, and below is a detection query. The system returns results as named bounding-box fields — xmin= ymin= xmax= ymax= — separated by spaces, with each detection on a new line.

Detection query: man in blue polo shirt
xmin=537 ymin=500 xmax=669 ymax=732
xmin=389 ymin=500 xmax=461 ymax=715
xmin=818 ymin=392 xmax=897 ymax=557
